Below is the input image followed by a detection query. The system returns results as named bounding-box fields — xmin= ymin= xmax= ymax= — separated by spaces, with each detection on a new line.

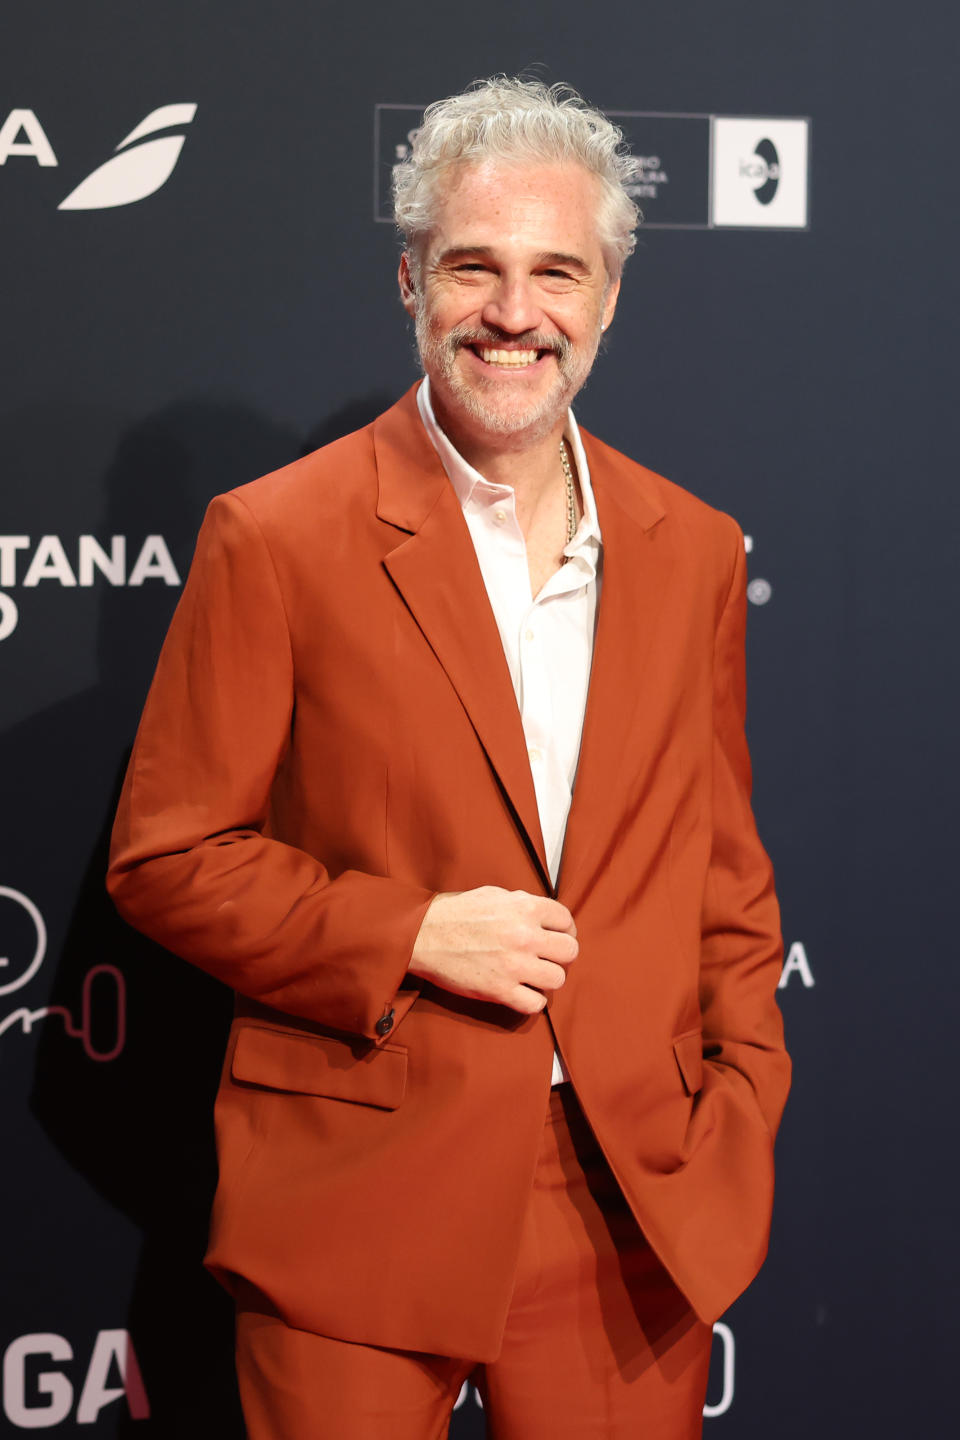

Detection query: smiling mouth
xmin=468 ymin=345 xmax=550 ymax=368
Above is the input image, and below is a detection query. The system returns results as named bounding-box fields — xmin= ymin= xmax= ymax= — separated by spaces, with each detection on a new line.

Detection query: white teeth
xmin=478 ymin=347 xmax=539 ymax=367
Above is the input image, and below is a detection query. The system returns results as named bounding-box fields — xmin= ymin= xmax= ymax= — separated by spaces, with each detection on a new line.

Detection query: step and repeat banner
xmin=1 ymin=3 xmax=954 ymax=1435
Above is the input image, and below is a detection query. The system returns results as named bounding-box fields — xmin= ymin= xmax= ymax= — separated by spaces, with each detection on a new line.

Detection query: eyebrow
xmin=435 ymin=245 xmax=591 ymax=274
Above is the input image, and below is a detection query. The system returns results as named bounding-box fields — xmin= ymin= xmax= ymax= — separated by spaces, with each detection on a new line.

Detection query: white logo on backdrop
xmin=0 ymin=534 xmax=181 ymax=642
xmin=0 ymin=887 xmax=126 ymax=1062
xmin=0 ymin=104 xmax=197 ymax=209
xmin=739 ymin=138 xmax=781 ymax=205
xmin=711 ymin=117 xmax=809 ymax=228
xmin=624 ymin=154 xmax=669 ymax=203
xmin=779 ymin=941 xmax=815 ymax=989
xmin=743 ymin=534 xmax=773 ymax=606
xmin=452 ymin=1322 xmax=735 ymax=1419
xmin=0 ymin=109 xmax=58 ymax=166
xmin=2 ymin=1331 xmax=149 ymax=1427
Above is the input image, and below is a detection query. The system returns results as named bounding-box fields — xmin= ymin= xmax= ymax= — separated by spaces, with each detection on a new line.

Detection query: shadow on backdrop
xmin=22 ymin=395 xmax=395 ymax=1435
xmin=10 ymin=386 xmax=493 ymax=1437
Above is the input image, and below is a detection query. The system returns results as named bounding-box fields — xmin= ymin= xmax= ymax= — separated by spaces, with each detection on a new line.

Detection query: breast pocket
xmin=231 ymin=1024 xmax=407 ymax=1110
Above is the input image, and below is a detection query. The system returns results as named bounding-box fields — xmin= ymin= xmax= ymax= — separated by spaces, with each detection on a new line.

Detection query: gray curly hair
xmin=392 ymin=76 xmax=642 ymax=282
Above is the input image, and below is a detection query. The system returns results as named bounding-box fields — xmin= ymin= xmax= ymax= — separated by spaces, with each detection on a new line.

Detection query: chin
xmin=443 ymin=376 xmax=573 ymax=443
xmin=470 ymin=397 xmax=560 ymax=438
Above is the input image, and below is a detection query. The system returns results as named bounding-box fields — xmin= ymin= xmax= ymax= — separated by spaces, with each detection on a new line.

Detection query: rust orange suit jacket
xmin=107 ymin=384 xmax=790 ymax=1363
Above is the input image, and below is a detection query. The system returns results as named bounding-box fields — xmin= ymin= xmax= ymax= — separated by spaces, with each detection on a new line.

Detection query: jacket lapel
xmin=375 ymin=387 xmax=551 ymax=887
xmin=556 ymin=430 xmax=673 ymax=910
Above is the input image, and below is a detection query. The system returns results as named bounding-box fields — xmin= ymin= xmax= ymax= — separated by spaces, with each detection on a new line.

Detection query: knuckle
xmin=500 ymin=956 xmax=522 ymax=985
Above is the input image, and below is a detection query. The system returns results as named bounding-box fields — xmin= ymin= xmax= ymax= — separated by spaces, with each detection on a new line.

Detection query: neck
xmin=430 ymin=394 xmax=570 ymax=521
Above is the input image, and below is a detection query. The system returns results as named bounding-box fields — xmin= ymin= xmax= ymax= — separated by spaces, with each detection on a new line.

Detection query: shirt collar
xmin=416 ymin=376 xmax=602 ymax=554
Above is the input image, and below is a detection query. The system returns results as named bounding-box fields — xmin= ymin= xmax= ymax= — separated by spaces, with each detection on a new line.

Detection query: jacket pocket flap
xmin=672 ymin=1029 xmax=704 ymax=1096
xmin=231 ymin=1025 xmax=407 ymax=1110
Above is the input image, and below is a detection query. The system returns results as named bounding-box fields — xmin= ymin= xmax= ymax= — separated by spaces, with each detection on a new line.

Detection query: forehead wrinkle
xmin=441 ymin=164 xmax=597 ymax=214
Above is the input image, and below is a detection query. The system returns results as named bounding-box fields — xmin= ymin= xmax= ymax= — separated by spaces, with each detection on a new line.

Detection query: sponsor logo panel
xmin=1 ymin=1330 xmax=148 ymax=1427
xmin=0 ymin=104 xmax=197 ymax=210
xmin=711 ymin=117 xmax=809 ymax=229
xmin=374 ymin=106 xmax=809 ymax=231
xmin=0 ymin=534 xmax=181 ymax=643
xmin=0 ymin=886 xmax=126 ymax=1062
xmin=451 ymin=1322 xmax=735 ymax=1419
xmin=607 ymin=112 xmax=711 ymax=228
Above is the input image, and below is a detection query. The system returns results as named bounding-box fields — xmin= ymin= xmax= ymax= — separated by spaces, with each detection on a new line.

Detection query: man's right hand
xmin=408 ymin=887 xmax=578 ymax=1015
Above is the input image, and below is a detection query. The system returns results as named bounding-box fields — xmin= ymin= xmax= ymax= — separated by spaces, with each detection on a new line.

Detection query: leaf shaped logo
xmin=114 ymin=103 xmax=197 ymax=150
xmin=58 ymin=103 xmax=197 ymax=211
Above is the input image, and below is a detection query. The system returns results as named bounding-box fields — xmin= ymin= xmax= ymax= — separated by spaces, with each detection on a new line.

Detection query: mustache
xmin=445 ymin=322 xmax=572 ymax=364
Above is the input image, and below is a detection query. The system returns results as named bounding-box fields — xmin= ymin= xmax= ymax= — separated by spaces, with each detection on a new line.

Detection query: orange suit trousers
xmin=235 ymin=1088 xmax=713 ymax=1439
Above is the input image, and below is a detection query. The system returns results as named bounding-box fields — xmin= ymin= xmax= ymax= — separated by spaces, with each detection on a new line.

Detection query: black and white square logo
xmin=710 ymin=117 xmax=809 ymax=228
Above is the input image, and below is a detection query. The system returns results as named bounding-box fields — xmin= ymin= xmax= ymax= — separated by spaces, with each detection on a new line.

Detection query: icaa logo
xmin=710 ymin=116 xmax=809 ymax=228
xmin=0 ymin=103 xmax=197 ymax=209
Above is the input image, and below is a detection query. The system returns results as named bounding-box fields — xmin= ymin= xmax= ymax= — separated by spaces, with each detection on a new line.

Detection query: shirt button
xmin=524 ymin=628 xmax=535 ymax=643
xmin=493 ymin=509 xmax=507 ymax=525
xmin=528 ymin=746 xmax=542 ymax=764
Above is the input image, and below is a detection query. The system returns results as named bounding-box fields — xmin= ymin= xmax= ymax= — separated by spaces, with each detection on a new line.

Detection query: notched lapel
xmin=557 ymin=435 xmax=675 ymax=909
xmin=375 ymin=390 xmax=551 ymax=887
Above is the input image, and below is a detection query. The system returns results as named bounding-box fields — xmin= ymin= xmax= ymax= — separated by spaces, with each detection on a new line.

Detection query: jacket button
xmin=375 ymin=1011 xmax=395 ymax=1037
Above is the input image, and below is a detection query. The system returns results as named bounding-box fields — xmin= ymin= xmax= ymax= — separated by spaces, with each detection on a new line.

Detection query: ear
xmin=600 ymin=275 xmax=621 ymax=334
xmin=398 ymin=252 xmax=417 ymax=318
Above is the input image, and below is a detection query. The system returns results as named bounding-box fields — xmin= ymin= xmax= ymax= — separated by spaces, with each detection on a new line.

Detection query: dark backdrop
xmin=2 ymin=2 xmax=956 ymax=1433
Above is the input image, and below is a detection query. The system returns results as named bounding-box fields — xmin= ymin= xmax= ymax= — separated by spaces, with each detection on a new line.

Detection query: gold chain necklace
xmin=559 ymin=437 xmax=577 ymax=545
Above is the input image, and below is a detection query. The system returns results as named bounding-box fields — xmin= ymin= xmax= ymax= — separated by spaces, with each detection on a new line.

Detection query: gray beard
xmin=414 ymin=315 xmax=602 ymax=444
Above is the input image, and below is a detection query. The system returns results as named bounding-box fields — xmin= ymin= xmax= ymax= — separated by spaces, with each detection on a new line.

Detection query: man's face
xmin=399 ymin=159 xmax=620 ymax=448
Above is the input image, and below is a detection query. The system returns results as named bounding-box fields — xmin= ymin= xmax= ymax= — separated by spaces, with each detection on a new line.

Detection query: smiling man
xmin=108 ymin=78 xmax=790 ymax=1440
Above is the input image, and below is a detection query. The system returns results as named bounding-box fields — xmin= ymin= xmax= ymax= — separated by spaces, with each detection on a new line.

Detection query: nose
xmin=481 ymin=273 xmax=544 ymax=336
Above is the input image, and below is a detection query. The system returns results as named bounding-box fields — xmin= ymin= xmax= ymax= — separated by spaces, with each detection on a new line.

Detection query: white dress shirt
xmin=417 ymin=378 xmax=602 ymax=1085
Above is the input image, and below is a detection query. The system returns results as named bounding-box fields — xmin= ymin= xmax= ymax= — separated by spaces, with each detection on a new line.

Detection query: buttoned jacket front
xmin=107 ymin=385 xmax=790 ymax=1362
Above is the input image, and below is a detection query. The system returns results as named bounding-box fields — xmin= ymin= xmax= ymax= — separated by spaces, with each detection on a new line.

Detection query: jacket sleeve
xmin=695 ymin=521 xmax=791 ymax=1138
xmin=668 ymin=517 xmax=791 ymax=1292
xmin=106 ymin=490 xmax=436 ymax=1040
